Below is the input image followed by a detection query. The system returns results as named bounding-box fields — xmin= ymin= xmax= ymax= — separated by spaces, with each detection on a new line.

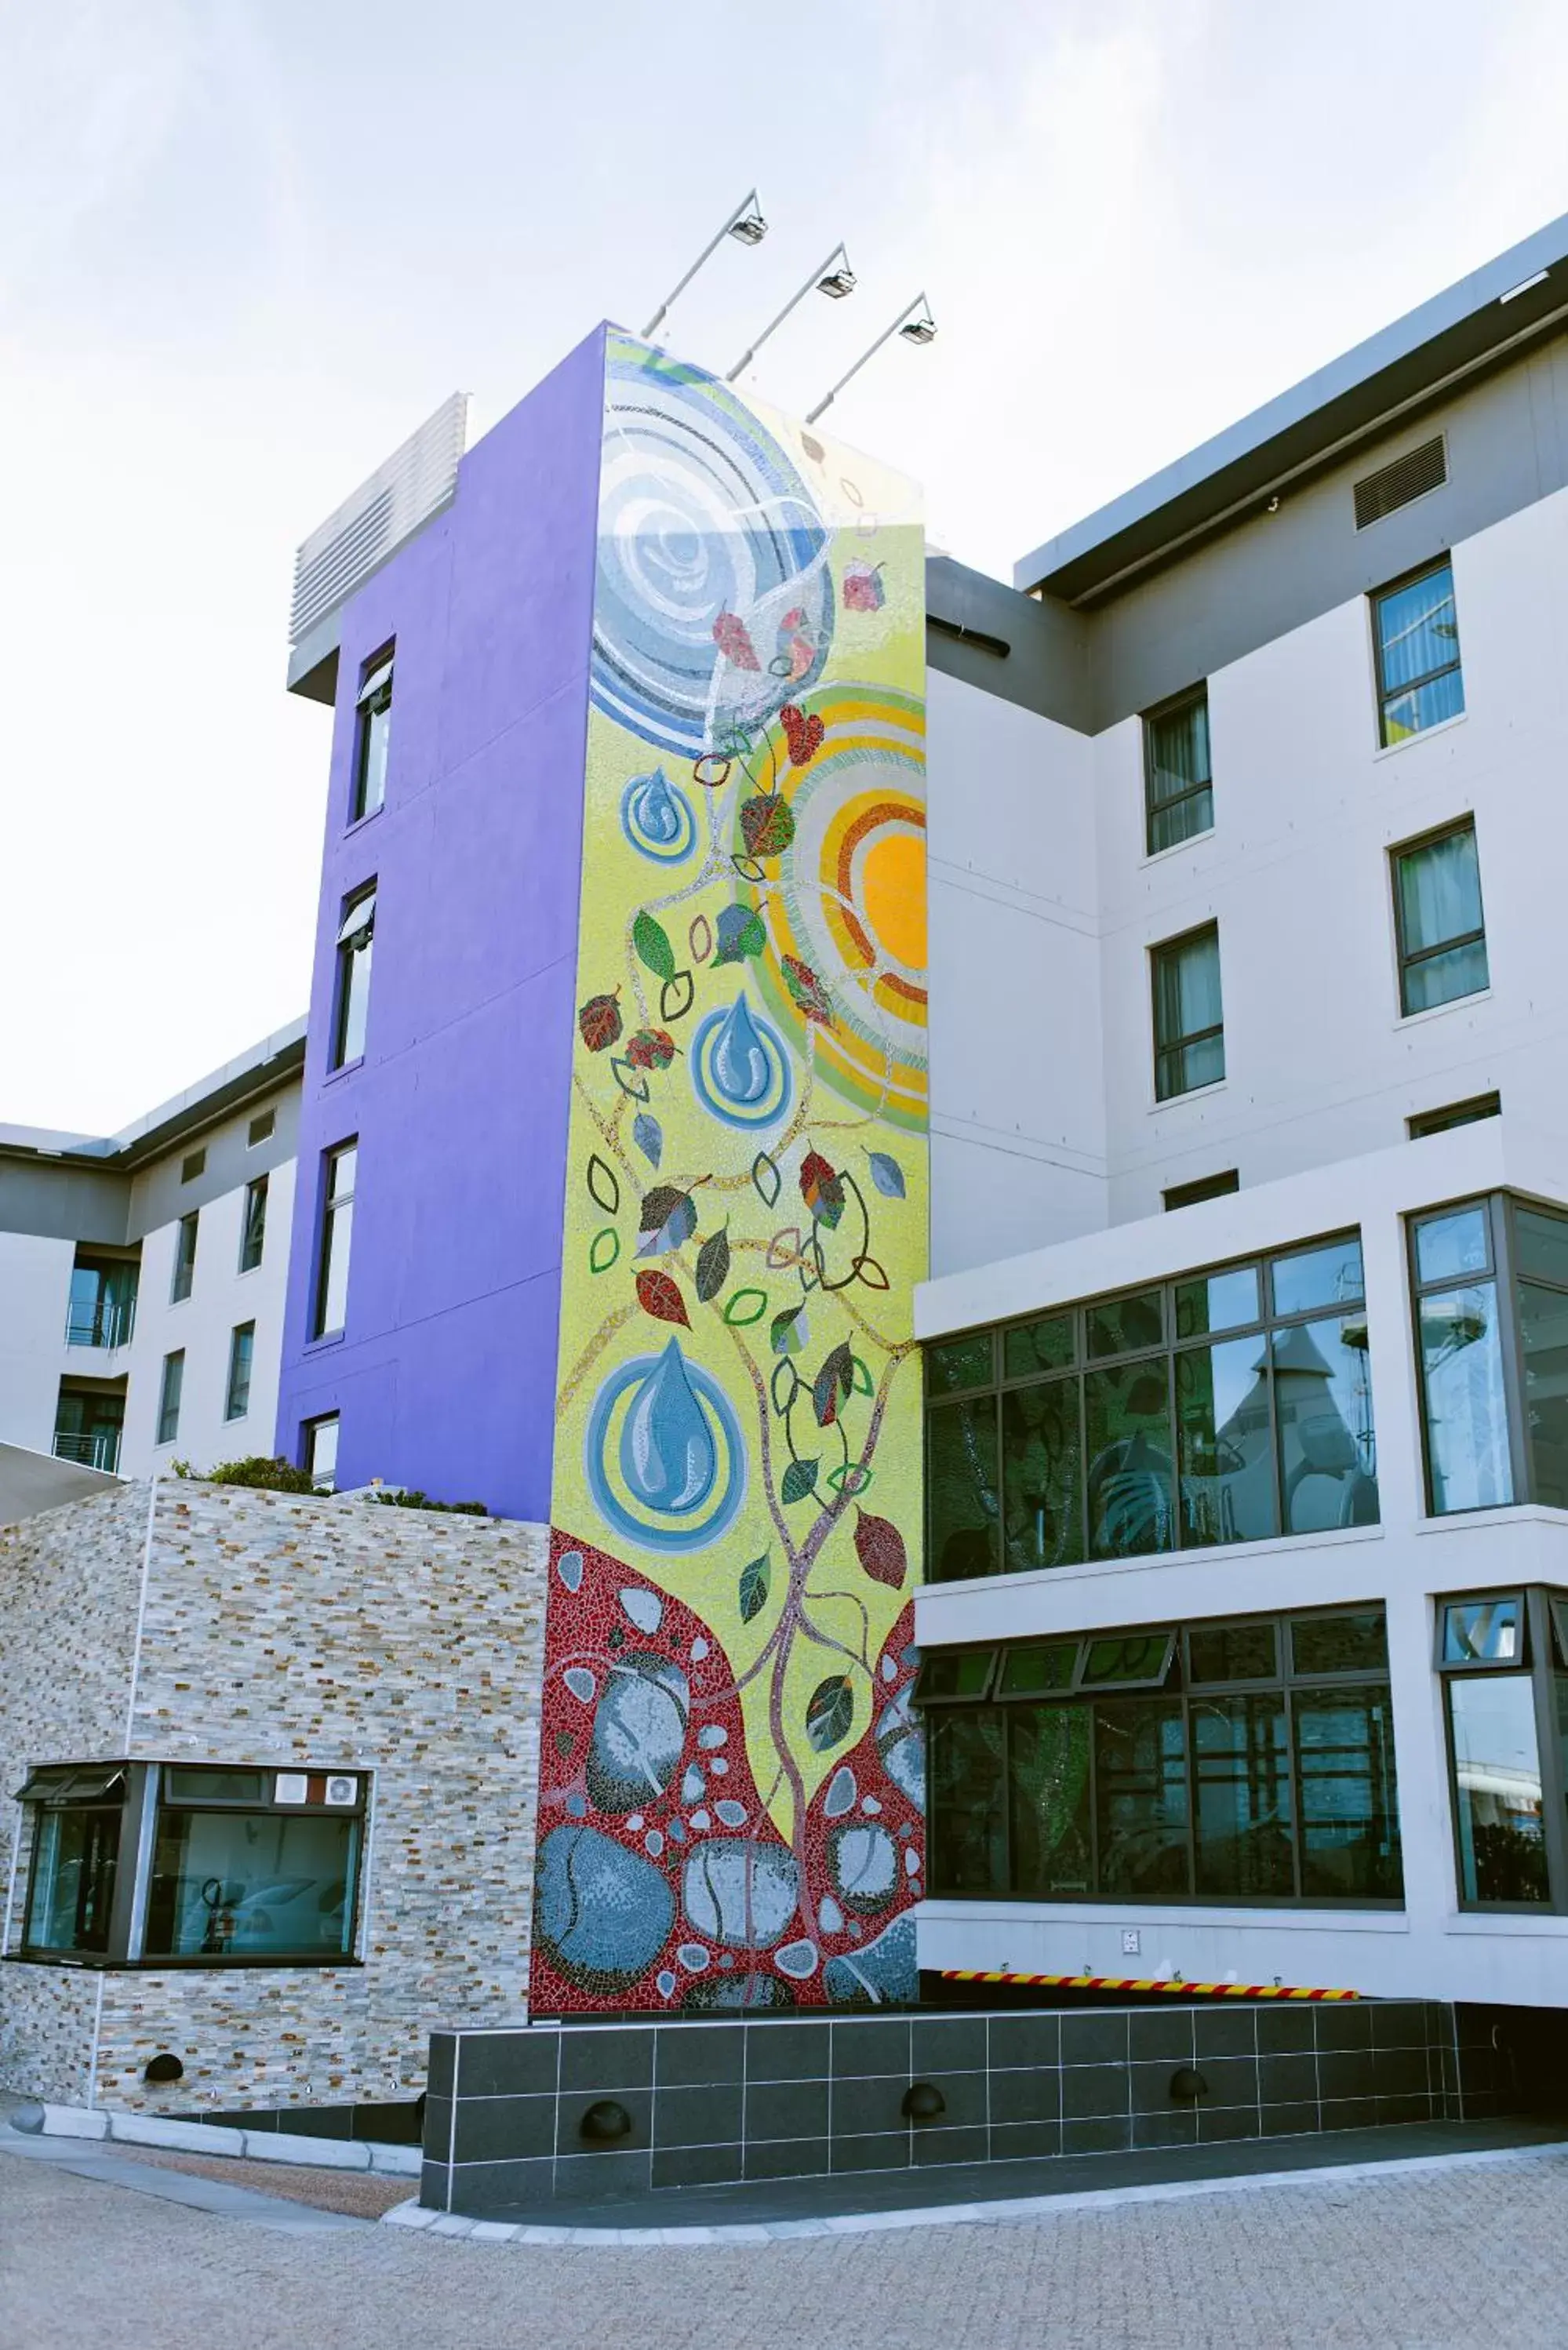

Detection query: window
xmin=180 ymin=1148 xmax=206 ymax=1185
xmin=312 ymin=1144 xmax=357 ymax=1340
xmin=1373 ymin=558 xmax=1464 ymax=744
xmin=303 ymin=1413 xmax=340 ymax=1493
xmin=225 ymin=1324 xmax=255 ymax=1422
xmin=918 ymin=1604 xmax=1402 ymax=1907
xmin=351 ymin=646 xmax=393 ymax=823
xmin=1151 ymin=923 xmax=1224 ymax=1100
xmin=65 ymin=1256 xmax=137 ymax=1349
xmin=239 ymin=1174 xmax=268 ymax=1273
xmin=1163 ymin=1170 xmax=1240 ymax=1212
xmin=330 ymin=885 xmax=376 ymax=1070
xmin=52 ymin=1387 xmax=125 ymax=1474
xmin=1409 ymin=1093 xmax=1500 ymax=1140
xmin=1143 ymin=686 xmax=1213 ymax=855
xmin=925 ymin=1231 xmax=1377 ymax=1583
xmin=170 ymin=1211 xmax=198 ymax=1304
xmin=14 ymin=1762 xmax=366 ymax=1966
xmin=1435 ymin=1590 xmax=1568 ymax=1909
xmin=1392 ymin=820 xmax=1488 ymax=1015
xmin=156 ymin=1351 xmax=184 ymax=1447
xmin=248 ymin=1108 xmax=275 ymax=1148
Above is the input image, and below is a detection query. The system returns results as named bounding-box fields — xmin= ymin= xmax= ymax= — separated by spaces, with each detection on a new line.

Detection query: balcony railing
xmin=52 ymin=1429 xmax=122 ymax=1473
xmin=65 ymin=1297 xmax=136 ymax=1350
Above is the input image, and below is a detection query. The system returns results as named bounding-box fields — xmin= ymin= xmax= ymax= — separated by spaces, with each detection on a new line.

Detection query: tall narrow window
xmin=1144 ymin=686 xmax=1212 ymax=854
xmin=225 ymin=1323 xmax=255 ymax=1422
xmin=157 ymin=1351 xmax=185 ymax=1446
xmin=304 ymin=1413 xmax=340 ymax=1492
xmin=1373 ymin=558 xmax=1464 ymax=744
xmin=313 ymin=1143 xmax=357 ymax=1340
xmin=330 ymin=886 xmax=376 ymax=1070
xmin=170 ymin=1212 xmax=198 ymax=1304
xmin=1410 ymin=1202 xmax=1513 ymax=1513
xmin=351 ymin=647 xmax=393 ymax=822
xmin=1392 ymin=820 xmax=1488 ymax=1015
xmin=239 ymin=1174 xmax=268 ymax=1274
xmin=1151 ymin=922 xmax=1224 ymax=1100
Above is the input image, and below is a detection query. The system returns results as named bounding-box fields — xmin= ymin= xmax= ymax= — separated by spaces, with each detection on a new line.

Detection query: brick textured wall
xmin=1 ymin=1479 xmax=547 ymax=2114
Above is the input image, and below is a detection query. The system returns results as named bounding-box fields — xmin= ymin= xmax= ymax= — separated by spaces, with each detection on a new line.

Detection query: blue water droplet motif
xmin=633 ymin=767 xmax=681 ymax=844
xmin=620 ymin=764 xmax=695 ymax=863
xmin=619 ymin=1337 xmax=717 ymax=1515
xmin=711 ymin=991 xmax=772 ymax=1105
xmin=690 ymin=990 xmax=791 ymax=1131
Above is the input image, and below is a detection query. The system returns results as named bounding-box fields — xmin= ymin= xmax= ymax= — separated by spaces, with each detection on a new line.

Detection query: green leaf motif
xmin=715 ymin=904 xmax=767 ymax=966
xmin=722 ymin=1287 xmax=768 ymax=1326
xmin=770 ymin=1304 xmax=808 ymax=1356
xmin=633 ymin=910 xmax=676 ymax=982
xmin=805 ymin=1673 xmax=854 ymax=1752
xmin=739 ymin=1550 xmax=770 ymax=1624
xmin=588 ymin=1227 xmax=620 ymax=1274
xmin=695 ymin=1225 xmax=731 ymax=1303
xmin=781 ymin=1457 xmax=820 ymax=1505
xmin=752 ymin=1150 xmax=781 ymax=1208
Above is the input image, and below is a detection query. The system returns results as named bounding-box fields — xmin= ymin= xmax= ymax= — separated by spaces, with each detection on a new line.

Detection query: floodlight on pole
xmin=725 ymin=243 xmax=857 ymax=384
xmin=805 ymin=293 xmax=936 ymax=424
xmin=641 ymin=191 xmax=769 ymax=342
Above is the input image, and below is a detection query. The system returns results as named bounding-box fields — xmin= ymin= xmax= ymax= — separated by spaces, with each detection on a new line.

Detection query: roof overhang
xmin=0 ymin=1443 xmax=122 ymax=1529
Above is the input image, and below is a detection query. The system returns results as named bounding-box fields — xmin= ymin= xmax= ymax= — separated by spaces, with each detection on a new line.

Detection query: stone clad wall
xmin=1 ymin=1479 xmax=548 ymax=2114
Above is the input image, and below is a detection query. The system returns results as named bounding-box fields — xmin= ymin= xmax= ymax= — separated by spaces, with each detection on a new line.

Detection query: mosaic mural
xmin=533 ymin=333 xmax=928 ymax=2013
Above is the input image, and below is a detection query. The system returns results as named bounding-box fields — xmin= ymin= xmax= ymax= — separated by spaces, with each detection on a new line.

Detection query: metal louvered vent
xmin=1353 ymin=436 xmax=1447 ymax=529
xmin=289 ymin=391 xmax=468 ymax=645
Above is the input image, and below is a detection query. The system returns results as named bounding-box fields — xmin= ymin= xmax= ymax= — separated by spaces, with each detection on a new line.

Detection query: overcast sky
xmin=5 ymin=0 xmax=1568 ymax=1133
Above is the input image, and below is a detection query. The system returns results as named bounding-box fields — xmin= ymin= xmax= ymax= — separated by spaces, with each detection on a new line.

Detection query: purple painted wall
xmin=275 ymin=326 xmax=606 ymax=1519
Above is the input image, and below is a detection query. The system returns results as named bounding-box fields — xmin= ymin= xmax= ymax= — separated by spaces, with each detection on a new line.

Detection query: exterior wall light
xmin=1168 ymin=2067 xmax=1209 ymax=2104
xmin=806 ymin=293 xmax=937 ymax=424
xmin=143 ymin=2053 xmax=184 ymax=2085
xmin=900 ymin=2080 xmax=947 ymax=2120
xmin=642 ymin=191 xmax=769 ymax=341
xmin=726 ymin=244 xmax=857 ymax=383
xmin=579 ymin=2098 xmax=633 ymax=2143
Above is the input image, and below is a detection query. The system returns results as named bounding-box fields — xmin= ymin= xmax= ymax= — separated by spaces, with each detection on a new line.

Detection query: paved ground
xmin=5 ymin=2137 xmax=1568 ymax=2350
xmin=82 ymin=2141 xmax=414 ymax=2218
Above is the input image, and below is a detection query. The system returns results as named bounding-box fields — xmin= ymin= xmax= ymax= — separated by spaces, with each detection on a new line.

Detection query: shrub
xmin=178 ymin=1454 xmax=317 ymax=1495
xmin=373 ymin=1487 xmax=488 ymax=1517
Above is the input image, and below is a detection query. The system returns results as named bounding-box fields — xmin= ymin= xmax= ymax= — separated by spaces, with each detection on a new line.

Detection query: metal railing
xmin=52 ymin=1429 xmax=122 ymax=1473
xmin=64 ymin=1297 xmax=136 ymax=1350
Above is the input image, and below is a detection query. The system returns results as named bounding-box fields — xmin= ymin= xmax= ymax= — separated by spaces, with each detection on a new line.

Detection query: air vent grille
xmin=289 ymin=392 xmax=468 ymax=645
xmin=1354 ymin=436 xmax=1447 ymax=529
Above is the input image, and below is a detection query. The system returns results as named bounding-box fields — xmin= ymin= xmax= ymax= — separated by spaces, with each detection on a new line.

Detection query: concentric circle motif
xmin=592 ymin=336 xmax=834 ymax=758
xmin=751 ymin=685 xmax=928 ymax=1129
xmin=584 ymin=1338 xmax=746 ymax=1555
xmin=619 ymin=765 xmax=697 ymax=864
xmin=689 ymin=989 xmax=792 ymax=1130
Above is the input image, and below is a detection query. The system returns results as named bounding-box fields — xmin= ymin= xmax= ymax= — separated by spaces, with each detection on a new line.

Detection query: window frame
xmin=1150 ymin=921 xmax=1224 ymax=1103
xmin=169 ymin=1210 xmax=198 ymax=1304
xmin=1141 ymin=683 xmax=1213 ymax=857
xmin=1371 ymin=555 xmax=1464 ymax=748
xmin=247 ymin=1108 xmax=276 ymax=1149
xmin=349 ymin=644 xmax=394 ymax=825
xmin=224 ymin=1322 xmax=256 ymax=1423
xmin=1163 ymin=1170 xmax=1240 ymax=1212
xmin=155 ymin=1350 xmax=184 ymax=1448
xmin=329 ymin=883 xmax=377 ymax=1072
xmin=238 ymin=1173 xmax=268 ymax=1275
xmin=1434 ymin=1585 xmax=1568 ymax=1913
xmin=311 ymin=1141 xmax=358 ymax=1343
xmin=1390 ymin=817 xmax=1489 ymax=1019
xmin=1408 ymin=1093 xmax=1501 ymax=1140
xmin=301 ymin=1412 xmax=340 ymax=1492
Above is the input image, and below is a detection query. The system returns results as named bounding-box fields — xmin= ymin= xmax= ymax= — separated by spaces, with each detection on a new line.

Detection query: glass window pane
xmin=306 ymin=1415 xmax=340 ymax=1491
xmin=1010 ymin=1705 xmax=1093 ymax=1895
xmin=1153 ymin=929 xmax=1224 ymax=1100
xmin=24 ymin=1807 xmax=119 ymax=1954
xmin=1002 ymin=1379 xmax=1084 ymax=1573
xmin=1176 ymin=1333 xmax=1278 ymax=1546
xmin=1270 ymin=1236 xmax=1365 ymax=1316
xmin=1520 ymin=1280 xmax=1568 ymax=1506
xmin=928 ymin=1333 xmax=993 ymax=1395
xmin=927 ymin=1712 xmax=1007 ymax=1894
xmin=1377 ymin=565 xmax=1460 ymax=690
xmin=1174 ymin=1265 xmax=1260 ymax=1339
xmin=144 ymin=1809 xmax=360 ymax=1957
xmin=1002 ymin=1314 xmax=1074 ymax=1380
xmin=1086 ymin=1290 xmax=1164 ymax=1359
xmin=1415 ymin=1206 xmax=1490 ymax=1286
xmin=1418 ymin=1282 xmax=1514 ymax=1511
xmin=1081 ymin=1631 xmax=1173 ymax=1686
xmin=1148 ymin=694 xmax=1210 ymax=810
xmin=1191 ymin=1692 xmax=1293 ymax=1896
xmin=1093 ymin=1697 xmax=1190 ymax=1895
xmin=915 ymin=1650 xmax=995 ymax=1704
xmin=1397 ymin=828 xmax=1483 ymax=956
xmin=1273 ymin=1315 xmax=1379 ymax=1532
xmin=1085 ymin=1362 xmax=1175 ymax=1558
xmin=927 ymin=1399 xmax=999 ymax=1582
xmin=1290 ymin=1611 xmax=1388 ymax=1677
xmin=1446 ymin=1675 xmax=1548 ymax=1904
xmin=1188 ymin=1621 xmax=1279 ymax=1682
xmin=1441 ymin=1597 xmax=1523 ymax=1664
xmin=1382 ymin=667 xmax=1464 ymax=743
xmin=318 ymin=1199 xmax=354 ymax=1337
xmin=165 ymin=1770 xmax=268 ymax=1803
xmin=1402 ymin=934 xmax=1489 ymax=1016
xmin=997 ymin=1641 xmax=1079 ymax=1697
xmin=1515 ymin=1207 xmax=1568 ymax=1287
xmin=1294 ymin=1686 xmax=1403 ymax=1899
xmin=1149 ymin=784 xmax=1213 ymax=856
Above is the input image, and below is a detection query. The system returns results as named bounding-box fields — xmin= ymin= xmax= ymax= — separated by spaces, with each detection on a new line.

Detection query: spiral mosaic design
xmin=592 ymin=337 xmax=833 ymax=757
xmin=584 ymin=1339 xmax=747 ymax=1555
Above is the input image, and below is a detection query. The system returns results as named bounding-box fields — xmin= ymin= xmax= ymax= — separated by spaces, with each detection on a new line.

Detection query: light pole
xmin=724 ymin=244 xmax=857 ymax=384
xmin=805 ymin=293 xmax=936 ymax=425
xmin=641 ymin=191 xmax=769 ymax=344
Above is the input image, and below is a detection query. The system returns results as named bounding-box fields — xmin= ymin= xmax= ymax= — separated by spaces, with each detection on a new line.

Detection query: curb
xmin=9 ymin=2099 xmax=420 ymax=2177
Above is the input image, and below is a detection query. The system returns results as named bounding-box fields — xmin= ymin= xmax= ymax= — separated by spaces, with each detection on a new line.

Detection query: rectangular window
xmin=312 ymin=1144 xmax=357 ymax=1341
xmin=1434 ymin=1593 xmax=1568 ymax=1909
xmin=330 ymin=885 xmax=377 ymax=1070
xmin=169 ymin=1210 xmax=198 ymax=1304
xmin=65 ymin=1257 xmax=138 ymax=1350
xmin=239 ymin=1174 xmax=268 ymax=1274
xmin=1373 ymin=558 xmax=1464 ymax=744
xmin=925 ymin=1231 xmax=1377 ymax=1583
xmin=1392 ymin=820 xmax=1488 ymax=1016
xmin=1163 ymin=1170 xmax=1239 ymax=1212
xmin=247 ymin=1107 xmax=276 ymax=1148
xmin=351 ymin=646 xmax=394 ymax=823
xmin=52 ymin=1388 xmax=125 ymax=1474
xmin=1409 ymin=1093 xmax=1501 ymax=1139
xmin=224 ymin=1323 xmax=255 ymax=1422
xmin=156 ymin=1351 xmax=184 ymax=1447
xmin=16 ymin=1766 xmax=126 ymax=1956
xmin=180 ymin=1148 xmax=206 ymax=1185
xmin=303 ymin=1413 xmax=340 ymax=1492
xmin=919 ymin=1604 xmax=1401 ymax=1907
xmin=1144 ymin=686 xmax=1213 ymax=855
xmin=1151 ymin=922 xmax=1224 ymax=1100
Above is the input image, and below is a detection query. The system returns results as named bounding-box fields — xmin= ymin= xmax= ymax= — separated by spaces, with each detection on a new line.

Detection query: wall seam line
xmin=124 ymin=1474 xmax=158 ymax=1749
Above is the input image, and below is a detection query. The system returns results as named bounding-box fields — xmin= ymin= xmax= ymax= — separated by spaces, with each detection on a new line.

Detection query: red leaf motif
xmin=578 ymin=991 xmax=621 ymax=1053
xmin=799 ymin=1150 xmax=836 ymax=1206
xmin=740 ymin=793 xmax=796 ymax=860
xmin=712 ymin=611 xmax=760 ymax=671
xmin=782 ymin=954 xmax=835 ymax=1027
xmin=635 ymin=1269 xmax=689 ymax=1328
xmin=780 ymin=703 xmax=826 ymax=766
xmin=626 ymin=1028 xmax=677 ymax=1071
xmin=854 ymin=1508 xmax=908 ymax=1591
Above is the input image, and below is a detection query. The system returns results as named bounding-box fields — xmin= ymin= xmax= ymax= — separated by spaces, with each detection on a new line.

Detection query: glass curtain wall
xmin=1410 ymin=1195 xmax=1568 ymax=1515
xmin=1436 ymin=1589 xmax=1568 ymax=1909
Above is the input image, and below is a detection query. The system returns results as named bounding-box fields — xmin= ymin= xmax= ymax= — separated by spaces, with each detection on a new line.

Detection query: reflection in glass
xmin=1447 ymin=1675 xmax=1548 ymax=1904
xmin=929 ymin=1333 xmax=992 ymax=1395
xmin=927 ymin=1399 xmax=998 ymax=1581
xmin=928 ymin=1712 xmax=1007 ymax=1894
xmin=917 ymin=1650 xmax=995 ymax=1703
xmin=1272 ymin=1318 xmax=1379 ymax=1531
xmin=998 ymin=1642 xmax=1077 ymax=1697
xmin=1176 ymin=1334 xmax=1275 ymax=1546
xmin=1294 ymin=1686 xmax=1402 ymax=1898
xmin=1418 ymin=1282 xmax=1514 ymax=1512
xmin=1003 ymin=1314 xmax=1075 ymax=1381
xmin=144 ymin=1810 xmax=359 ymax=1956
xmin=1290 ymin=1611 xmax=1388 ymax=1678
xmin=1191 ymin=1693 xmax=1293 ymax=1896
xmin=1086 ymin=1290 xmax=1163 ymax=1359
xmin=1415 ymin=1207 xmax=1490 ymax=1287
xmin=1081 ymin=1632 xmax=1173 ymax=1686
xmin=1520 ymin=1281 xmax=1568 ymax=1508
xmin=1441 ymin=1597 xmax=1521 ymax=1664
xmin=23 ymin=1807 xmax=119 ymax=1955
xmin=1515 ymin=1207 xmax=1568 ymax=1287
xmin=1174 ymin=1264 xmax=1260 ymax=1338
xmin=1188 ymin=1621 xmax=1278 ymax=1682
xmin=1085 ymin=1361 xmax=1174 ymax=1558
xmin=1376 ymin=563 xmax=1464 ymax=743
xmin=1271 ymin=1236 xmax=1365 ymax=1316
xmin=1094 ymin=1698 xmax=1189 ymax=1893
xmin=1010 ymin=1704 xmax=1092 ymax=1894
xmin=1002 ymin=1379 xmax=1083 ymax=1572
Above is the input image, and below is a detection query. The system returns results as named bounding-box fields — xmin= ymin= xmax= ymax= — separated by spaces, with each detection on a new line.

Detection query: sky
xmin=4 ymin=0 xmax=1568 ymax=1133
